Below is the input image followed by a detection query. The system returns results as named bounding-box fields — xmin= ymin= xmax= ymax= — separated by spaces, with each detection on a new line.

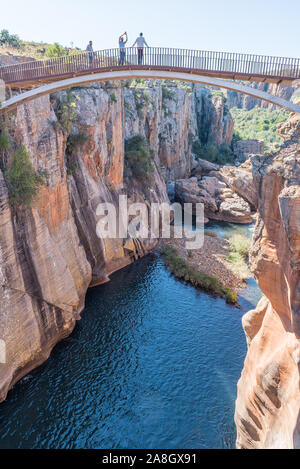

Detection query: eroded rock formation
xmin=224 ymin=82 xmax=296 ymax=111
xmin=175 ymin=159 xmax=255 ymax=223
xmin=235 ymin=114 xmax=300 ymax=449
xmin=0 ymin=80 xmax=232 ymax=402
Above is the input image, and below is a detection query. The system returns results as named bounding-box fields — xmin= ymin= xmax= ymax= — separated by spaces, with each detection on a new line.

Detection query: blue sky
xmin=2 ymin=0 xmax=300 ymax=58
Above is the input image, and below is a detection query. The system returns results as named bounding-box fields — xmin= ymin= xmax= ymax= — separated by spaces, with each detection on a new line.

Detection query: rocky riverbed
xmin=175 ymin=158 xmax=257 ymax=224
xmin=161 ymin=231 xmax=250 ymax=296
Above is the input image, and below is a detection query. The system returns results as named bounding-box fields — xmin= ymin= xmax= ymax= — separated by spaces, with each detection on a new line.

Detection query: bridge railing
xmin=0 ymin=47 xmax=300 ymax=85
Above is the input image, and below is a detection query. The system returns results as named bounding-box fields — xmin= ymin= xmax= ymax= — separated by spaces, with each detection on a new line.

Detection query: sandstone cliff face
xmin=233 ymin=139 xmax=265 ymax=164
xmin=175 ymin=174 xmax=253 ymax=224
xmin=175 ymin=156 xmax=257 ymax=224
xmin=194 ymin=88 xmax=233 ymax=147
xmin=224 ymin=82 xmax=296 ymax=111
xmin=0 ymin=80 xmax=232 ymax=401
xmin=0 ymin=86 xmax=167 ymax=402
xmin=235 ymin=114 xmax=300 ymax=448
xmin=123 ymin=82 xmax=233 ymax=181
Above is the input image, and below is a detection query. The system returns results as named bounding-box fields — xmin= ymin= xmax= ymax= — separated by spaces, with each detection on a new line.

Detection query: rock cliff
xmin=224 ymin=82 xmax=296 ymax=111
xmin=122 ymin=81 xmax=233 ymax=180
xmin=0 ymin=79 xmax=232 ymax=401
xmin=233 ymin=139 xmax=265 ymax=164
xmin=175 ymin=156 xmax=257 ymax=224
xmin=235 ymin=114 xmax=300 ymax=448
xmin=175 ymin=174 xmax=253 ymax=224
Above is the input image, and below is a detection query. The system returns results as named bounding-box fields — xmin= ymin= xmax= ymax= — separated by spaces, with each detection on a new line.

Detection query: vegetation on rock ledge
xmin=53 ymin=90 xmax=79 ymax=133
xmin=230 ymin=106 xmax=289 ymax=152
xmin=161 ymin=245 xmax=238 ymax=304
xmin=124 ymin=135 xmax=154 ymax=186
xmin=4 ymin=146 xmax=46 ymax=208
xmin=226 ymin=232 xmax=251 ymax=281
xmin=192 ymin=140 xmax=235 ymax=165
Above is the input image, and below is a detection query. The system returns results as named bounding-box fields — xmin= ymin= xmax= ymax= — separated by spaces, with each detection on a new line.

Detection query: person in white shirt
xmin=132 ymin=33 xmax=149 ymax=65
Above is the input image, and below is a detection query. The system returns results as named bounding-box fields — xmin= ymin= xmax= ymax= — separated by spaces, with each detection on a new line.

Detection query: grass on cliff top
xmin=0 ymin=29 xmax=81 ymax=60
xmin=226 ymin=232 xmax=251 ymax=281
xmin=160 ymin=245 xmax=238 ymax=305
xmin=230 ymin=106 xmax=289 ymax=152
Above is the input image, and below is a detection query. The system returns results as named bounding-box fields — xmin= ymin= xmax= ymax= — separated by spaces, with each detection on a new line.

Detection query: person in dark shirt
xmin=86 ymin=41 xmax=94 ymax=66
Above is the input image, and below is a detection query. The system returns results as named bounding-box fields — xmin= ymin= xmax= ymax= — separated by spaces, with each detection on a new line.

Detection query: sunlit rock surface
xmin=235 ymin=114 xmax=300 ymax=449
xmin=0 ymin=81 xmax=232 ymax=401
xmin=175 ymin=165 xmax=254 ymax=224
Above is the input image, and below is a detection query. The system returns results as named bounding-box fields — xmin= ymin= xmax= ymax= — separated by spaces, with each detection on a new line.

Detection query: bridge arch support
xmin=1 ymin=70 xmax=300 ymax=113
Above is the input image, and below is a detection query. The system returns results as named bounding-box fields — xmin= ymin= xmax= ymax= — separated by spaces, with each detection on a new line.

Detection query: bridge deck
xmin=1 ymin=47 xmax=300 ymax=88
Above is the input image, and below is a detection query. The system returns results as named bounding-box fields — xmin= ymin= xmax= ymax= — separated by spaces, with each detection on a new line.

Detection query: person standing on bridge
xmin=86 ymin=41 xmax=94 ymax=66
xmin=119 ymin=32 xmax=128 ymax=66
xmin=132 ymin=33 xmax=149 ymax=65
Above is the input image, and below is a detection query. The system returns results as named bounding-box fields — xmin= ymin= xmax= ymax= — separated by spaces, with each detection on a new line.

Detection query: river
xmin=0 ymin=222 xmax=261 ymax=449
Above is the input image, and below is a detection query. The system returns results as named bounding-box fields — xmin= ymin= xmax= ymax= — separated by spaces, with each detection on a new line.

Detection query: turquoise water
xmin=0 ymin=224 xmax=261 ymax=449
xmin=205 ymin=220 xmax=255 ymax=239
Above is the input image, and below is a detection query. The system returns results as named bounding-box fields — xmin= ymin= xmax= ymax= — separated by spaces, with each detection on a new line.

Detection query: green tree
xmin=217 ymin=143 xmax=235 ymax=164
xmin=0 ymin=29 xmax=21 ymax=48
xmin=124 ymin=135 xmax=154 ymax=186
xmin=46 ymin=42 xmax=68 ymax=58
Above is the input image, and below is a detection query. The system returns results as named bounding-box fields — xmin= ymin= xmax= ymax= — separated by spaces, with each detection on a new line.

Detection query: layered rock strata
xmin=235 ymin=114 xmax=300 ymax=449
xmin=175 ymin=159 xmax=255 ymax=223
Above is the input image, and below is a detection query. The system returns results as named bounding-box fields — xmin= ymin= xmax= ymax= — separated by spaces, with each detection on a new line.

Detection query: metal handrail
xmin=0 ymin=47 xmax=299 ymax=85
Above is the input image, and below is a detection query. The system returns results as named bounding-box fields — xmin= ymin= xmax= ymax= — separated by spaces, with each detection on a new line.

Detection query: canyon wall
xmin=0 ymin=80 xmax=232 ymax=402
xmin=224 ymin=82 xmax=296 ymax=111
xmin=123 ymin=81 xmax=233 ymax=180
xmin=235 ymin=114 xmax=300 ymax=448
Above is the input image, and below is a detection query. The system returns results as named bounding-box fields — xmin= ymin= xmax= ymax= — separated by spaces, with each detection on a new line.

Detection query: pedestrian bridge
xmin=1 ymin=47 xmax=300 ymax=113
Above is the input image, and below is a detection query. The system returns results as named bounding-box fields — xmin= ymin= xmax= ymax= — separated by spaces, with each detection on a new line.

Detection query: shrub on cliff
xmin=54 ymin=90 xmax=79 ymax=133
xmin=160 ymin=245 xmax=238 ymax=304
xmin=192 ymin=141 xmax=234 ymax=165
xmin=231 ymin=131 xmax=242 ymax=149
xmin=124 ymin=135 xmax=154 ymax=186
xmin=4 ymin=146 xmax=46 ymax=207
xmin=65 ymin=128 xmax=91 ymax=175
xmin=217 ymin=143 xmax=235 ymax=165
xmin=230 ymin=106 xmax=289 ymax=152
xmin=228 ymin=232 xmax=250 ymax=260
xmin=110 ymin=92 xmax=117 ymax=103
xmin=162 ymin=86 xmax=175 ymax=101
xmin=66 ymin=130 xmax=91 ymax=155
xmin=0 ymin=123 xmax=12 ymax=165
xmin=133 ymin=90 xmax=151 ymax=117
